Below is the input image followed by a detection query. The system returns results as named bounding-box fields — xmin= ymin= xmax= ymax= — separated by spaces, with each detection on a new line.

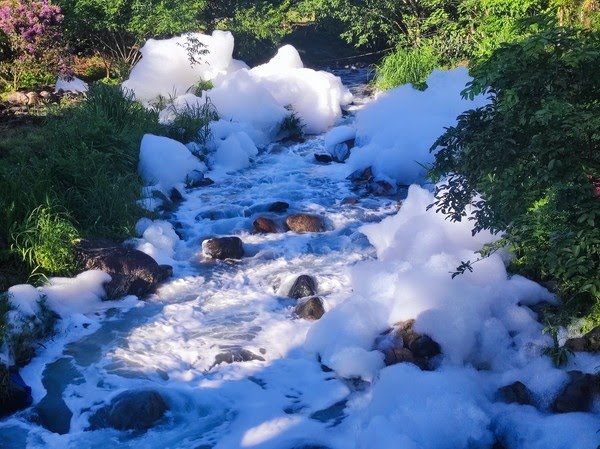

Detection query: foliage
xmin=0 ymin=82 xmax=163 ymax=281
xmin=429 ymin=25 xmax=600 ymax=321
xmin=278 ymin=107 xmax=305 ymax=141
xmin=160 ymin=96 xmax=218 ymax=146
xmin=0 ymin=0 xmax=73 ymax=90
xmin=56 ymin=0 xmax=208 ymax=78
xmin=375 ymin=44 xmax=439 ymax=90
xmin=12 ymin=201 xmax=79 ymax=277
xmin=542 ymin=323 xmax=573 ymax=367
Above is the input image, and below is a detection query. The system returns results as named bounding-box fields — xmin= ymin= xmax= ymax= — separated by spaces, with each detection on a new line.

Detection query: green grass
xmin=0 ymin=83 xmax=165 ymax=282
xmin=375 ymin=44 xmax=439 ymax=91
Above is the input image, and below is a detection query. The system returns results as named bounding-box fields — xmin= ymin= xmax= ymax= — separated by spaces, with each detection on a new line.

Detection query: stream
xmin=0 ymin=67 xmax=408 ymax=449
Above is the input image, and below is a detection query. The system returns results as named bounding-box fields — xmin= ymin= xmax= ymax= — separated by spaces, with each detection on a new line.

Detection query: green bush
xmin=12 ymin=202 xmax=79 ymax=277
xmin=429 ymin=24 xmax=600 ymax=325
xmin=375 ymin=44 xmax=439 ymax=91
xmin=160 ymin=97 xmax=218 ymax=146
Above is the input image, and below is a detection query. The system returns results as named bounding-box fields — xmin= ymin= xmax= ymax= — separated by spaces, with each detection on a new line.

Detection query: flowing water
xmin=0 ymin=68 xmax=407 ymax=449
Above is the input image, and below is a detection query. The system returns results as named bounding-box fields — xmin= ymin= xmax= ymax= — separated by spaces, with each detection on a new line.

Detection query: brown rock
xmin=202 ymin=236 xmax=244 ymax=260
xmin=253 ymin=217 xmax=280 ymax=234
xmin=497 ymin=381 xmax=534 ymax=406
xmin=564 ymin=337 xmax=587 ymax=352
xmin=6 ymin=91 xmax=29 ymax=106
xmin=288 ymin=275 xmax=317 ymax=299
xmin=75 ymin=240 xmax=169 ymax=299
xmin=285 ymin=213 xmax=326 ymax=233
xmin=26 ymin=91 xmax=41 ymax=106
xmin=294 ymin=296 xmax=325 ymax=320
xmin=552 ymin=371 xmax=600 ymax=413
xmin=382 ymin=346 xmax=415 ymax=366
xmin=342 ymin=197 xmax=359 ymax=205
xmin=268 ymin=201 xmax=289 ymax=212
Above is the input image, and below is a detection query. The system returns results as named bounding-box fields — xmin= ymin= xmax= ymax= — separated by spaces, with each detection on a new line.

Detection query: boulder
xmin=0 ymin=366 xmax=32 ymax=418
xmin=26 ymin=91 xmax=41 ymax=106
xmin=294 ymin=297 xmax=325 ymax=320
xmin=342 ymin=197 xmax=359 ymax=205
xmin=346 ymin=166 xmax=373 ymax=183
xmin=88 ymin=390 xmax=167 ymax=431
xmin=286 ymin=214 xmax=326 ymax=233
xmin=6 ymin=92 xmax=29 ymax=106
xmin=253 ymin=217 xmax=281 ymax=234
xmin=288 ymin=275 xmax=317 ymax=299
xmin=565 ymin=326 xmax=600 ymax=353
xmin=186 ymin=170 xmax=214 ymax=188
xmin=202 ymin=237 xmax=244 ymax=260
xmin=268 ymin=201 xmax=289 ymax=213
xmin=314 ymin=153 xmax=333 ymax=163
xmin=552 ymin=371 xmax=600 ymax=413
xmin=497 ymin=381 xmax=534 ymax=406
xmin=76 ymin=240 xmax=171 ymax=299
xmin=169 ymin=187 xmax=184 ymax=203
xmin=213 ymin=348 xmax=265 ymax=367
xmin=374 ymin=320 xmax=441 ymax=370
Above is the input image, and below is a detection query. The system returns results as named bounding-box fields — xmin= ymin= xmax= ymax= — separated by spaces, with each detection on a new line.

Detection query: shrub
xmin=160 ymin=97 xmax=218 ymax=146
xmin=375 ymin=44 xmax=439 ymax=91
xmin=0 ymin=0 xmax=73 ymax=90
xmin=12 ymin=201 xmax=79 ymax=277
xmin=278 ymin=107 xmax=305 ymax=141
xmin=429 ymin=25 xmax=600 ymax=324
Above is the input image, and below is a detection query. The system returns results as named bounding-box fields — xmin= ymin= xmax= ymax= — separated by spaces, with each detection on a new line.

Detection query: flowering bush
xmin=0 ymin=0 xmax=73 ymax=90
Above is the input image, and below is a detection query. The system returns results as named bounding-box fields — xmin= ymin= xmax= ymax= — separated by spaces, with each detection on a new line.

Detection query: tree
xmin=429 ymin=23 xmax=600 ymax=324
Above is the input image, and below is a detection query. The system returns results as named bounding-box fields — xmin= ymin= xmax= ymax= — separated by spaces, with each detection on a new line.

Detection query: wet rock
xmin=346 ymin=166 xmax=373 ymax=182
xmin=75 ymin=241 xmax=169 ymax=299
xmin=408 ymin=335 xmax=441 ymax=359
xmin=0 ymin=365 xmax=32 ymax=418
xmin=268 ymin=201 xmax=289 ymax=213
xmin=253 ymin=217 xmax=281 ymax=234
xmin=202 ymin=236 xmax=244 ymax=260
xmin=213 ymin=348 xmax=265 ymax=367
xmin=288 ymin=275 xmax=317 ymax=299
xmin=565 ymin=326 xmax=600 ymax=353
xmin=6 ymin=91 xmax=29 ymax=106
xmin=158 ymin=264 xmax=173 ymax=282
xmin=382 ymin=346 xmax=415 ymax=366
xmin=88 ymin=390 xmax=167 ymax=431
xmin=26 ymin=91 xmax=41 ymax=106
xmin=314 ymin=153 xmax=333 ymax=163
xmin=497 ymin=381 xmax=534 ymax=406
xmin=374 ymin=320 xmax=441 ymax=370
xmin=285 ymin=213 xmax=326 ymax=233
xmin=294 ymin=297 xmax=325 ymax=320
xmin=330 ymin=141 xmax=352 ymax=162
xmin=552 ymin=371 xmax=600 ymax=413
xmin=186 ymin=170 xmax=214 ymax=188
xmin=342 ymin=197 xmax=359 ymax=205
xmin=367 ymin=180 xmax=395 ymax=196
xmin=169 ymin=187 xmax=183 ymax=203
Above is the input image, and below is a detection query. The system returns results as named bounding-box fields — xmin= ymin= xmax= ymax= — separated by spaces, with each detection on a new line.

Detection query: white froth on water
xmin=2 ymin=63 xmax=599 ymax=449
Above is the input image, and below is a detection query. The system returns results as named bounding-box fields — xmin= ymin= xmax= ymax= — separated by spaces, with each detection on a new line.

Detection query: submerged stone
xmin=294 ymin=297 xmax=325 ymax=320
xmin=285 ymin=214 xmax=326 ymax=233
xmin=202 ymin=236 xmax=244 ymax=260
xmin=288 ymin=275 xmax=317 ymax=299
xmin=88 ymin=390 xmax=168 ymax=431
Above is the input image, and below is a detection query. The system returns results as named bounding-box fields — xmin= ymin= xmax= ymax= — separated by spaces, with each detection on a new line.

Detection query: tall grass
xmin=375 ymin=44 xmax=439 ymax=91
xmin=0 ymin=83 xmax=163 ymax=281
